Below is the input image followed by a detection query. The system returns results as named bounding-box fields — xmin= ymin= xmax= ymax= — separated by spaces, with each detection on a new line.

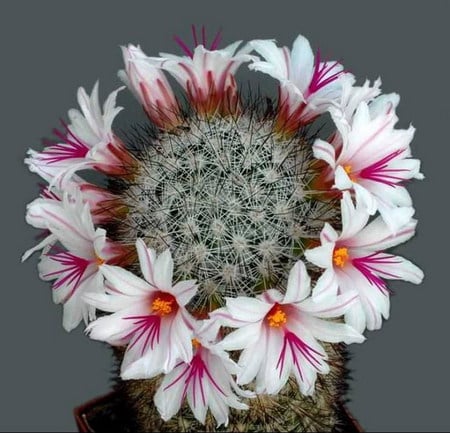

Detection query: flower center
xmin=95 ymin=255 xmax=105 ymax=266
xmin=192 ymin=338 xmax=201 ymax=349
xmin=267 ymin=304 xmax=287 ymax=327
xmin=151 ymin=292 xmax=177 ymax=316
xmin=344 ymin=164 xmax=357 ymax=182
xmin=333 ymin=247 xmax=349 ymax=268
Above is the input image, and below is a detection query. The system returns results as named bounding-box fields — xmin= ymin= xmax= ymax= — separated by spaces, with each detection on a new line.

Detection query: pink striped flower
xmin=156 ymin=30 xmax=256 ymax=117
xmin=118 ymin=44 xmax=181 ymax=129
xmin=313 ymin=95 xmax=423 ymax=232
xmin=154 ymin=327 xmax=250 ymax=427
xmin=335 ymin=75 xmax=382 ymax=125
xmin=209 ymin=260 xmax=364 ymax=396
xmin=27 ymin=192 xmax=126 ymax=331
xmin=305 ymin=192 xmax=424 ymax=333
xmin=23 ymin=174 xmax=123 ymax=262
xmin=27 ymin=82 xmax=134 ymax=188
xmin=249 ymin=35 xmax=349 ymax=134
xmin=85 ymin=239 xmax=198 ymax=380
xmin=31 ymin=174 xmax=122 ymax=225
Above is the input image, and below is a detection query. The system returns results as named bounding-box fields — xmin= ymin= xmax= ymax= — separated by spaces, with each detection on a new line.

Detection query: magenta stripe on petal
xmin=174 ymin=35 xmax=193 ymax=58
xmin=352 ymin=253 xmax=399 ymax=293
xmin=123 ymin=314 xmax=162 ymax=355
xmin=359 ymin=149 xmax=409 ymax=186
xmin=40 ymin=121 xmax=89 ymax=164
xmin=174 ymin=26 xmax=222 ymax=58
xmin=164 ymin=351 xmax=226 ymax=407
xmin=164 ymin=363 xmax=191 ymax=391
xmin=192 ymin=25 xmax=199 ymax=48
xmin=307 ymin=49 xmax=343 ymax=95
xmin=277 ymin=331 xmax=324 ymax=380
xmin=45 ymin=251 xmax=91 ymax=289
xmin=39 ymin=183 xmax=60 ymax=201
xmin=209 ymin=28 xmax=222 ymax=51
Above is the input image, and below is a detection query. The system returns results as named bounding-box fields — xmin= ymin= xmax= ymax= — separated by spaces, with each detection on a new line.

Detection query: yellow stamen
xmin=344 ymin=164 xmax=357 ymax=182
xmin=267 ymin=306 xmax=287 ymax=328
xmin=192 ymin=338 xmax=201 ymax=349
xmin=333 ymin=247 xmax=349 ymax=268
xmin=152 ymin=297 xmax=174 ymax=316
xmin=95 ymin=255 xmax=105 ymax=266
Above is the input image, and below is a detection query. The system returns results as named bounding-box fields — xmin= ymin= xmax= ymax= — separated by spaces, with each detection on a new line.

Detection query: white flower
xmin=336 ymin=75 xmax=382 ymax=124
xmin=22 ymin=176 xmax=121 ymax=262
xmin=157 ymin=41 xmax=256 ymax=116
xmin=249 ymin=35 xmax=349 ymax=131
xmin=27 ymin=82 xmax=133 ymax=188
xmin=118 ymin=44 xmax=180 ymax=129
xmin=305 ymin=192 xmax=424 ymax=333
xmin=154 ymin=328 xmax=250 ymax=427
xmin=210 ymin=260 xmax=364 ymax=396
xmin=27 ymin=192 xmax=121 ymax=331
xmin=85 ymin=239 xmax=198 ymax=379
xmin=22 ymin=186 xmax=59 ymax=262
xmin=313 ymin=96 xmax=423 ymax=232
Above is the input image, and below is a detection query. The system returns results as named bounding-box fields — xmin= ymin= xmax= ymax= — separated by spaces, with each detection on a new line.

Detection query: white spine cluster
xmin=121 ymin=115 xmax=336 ymax=306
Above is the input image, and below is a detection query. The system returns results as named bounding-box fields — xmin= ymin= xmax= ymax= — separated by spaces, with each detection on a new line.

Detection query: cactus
xmin=116 ymin=114 xmax=337 ymax=305
xmin=24 ymin=29 xmax=423 ymax=432
xmin=107 ymin=111 xmax=344 ymax=432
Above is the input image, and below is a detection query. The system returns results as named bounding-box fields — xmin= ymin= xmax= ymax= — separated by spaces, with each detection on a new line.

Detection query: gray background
xmin=1 ymin=1 xmax=448 ymax=431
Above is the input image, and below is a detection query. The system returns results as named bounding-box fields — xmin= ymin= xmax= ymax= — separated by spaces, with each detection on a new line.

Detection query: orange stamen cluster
xmin=344 ymin=164 xmax=357 ymax=182
xmin=333 ymin=247 xmax=349 ymax=268
xmin=192 ymin=338 xmax=201 ymax=349
xmin=151 ymin=293 xmax=176 ymax=316
xmin=267 ymin=304 xmax=287 ymax=328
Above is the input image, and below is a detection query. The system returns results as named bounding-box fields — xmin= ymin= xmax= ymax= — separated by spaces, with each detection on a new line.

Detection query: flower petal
xmin=334 ymin=165 xmax=353 ymax=190
xmin=377 ymin=203 xmax=415 ymax=234
xmin=225 ymin=296 xmax=272 ymax=322
xmin=347 ymin=216 xmax=417 ymax=250
xmin=301 ymin=290 xmax=359 ymax=319
xmin=301 ymin=315 xmax=365 ymax=344
xmin=363 ymin=253 xmax=424 ymax=284
xmin=340 ymin=267 xmax=390 ymax=331
xmin=283 ymin=260 xmax=311 ymax=303
xmin=220 ymin=322 xmax=262 ymax=351
xmin=304 ymin=242 xmax=334 ymax=269
xmin=171 ymin=280 xmax=198 ymax=306
xmin=339 ymin=191 xmax=371 ymax=240
xmin=100 ymin=264 xmax=151 ymax=296
xmin=344 ymin=302 xmax=367 ymax=334
xmin=83 ymin=291 xmax=138 ymax=313
xmin=257 ymin=327 xmax=287 ymax=395
xmin=154 ymin=367 xmax=184 ymax=421
xmin=236 ymin=338 xmax=266 ymax=385
xmin=85 ymin=303 xmax=147 ymax=343
xmin=169 ymin=312 xmax=194 ymax=365
xmin=154 ymin=249 xmax=174 ymax=290
xmin=311 ymin=267 xmax=339 ymax=302
xmin=320 ymin=222 xmax=339 ymax=244
xmin=136 ymin=238 xmax=156 ymax=284
xmin=22 ymin=233 xmax=57 ymax=262
xmin=353 ymin=182 xmax=378 ymax=215
xmin=248 ymin=39 xmax=289 ymax=81
xmin=290 ymin=34 xmax=314 ymax=92
xmin=313 ymin=138 xmax=336 ymax=168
